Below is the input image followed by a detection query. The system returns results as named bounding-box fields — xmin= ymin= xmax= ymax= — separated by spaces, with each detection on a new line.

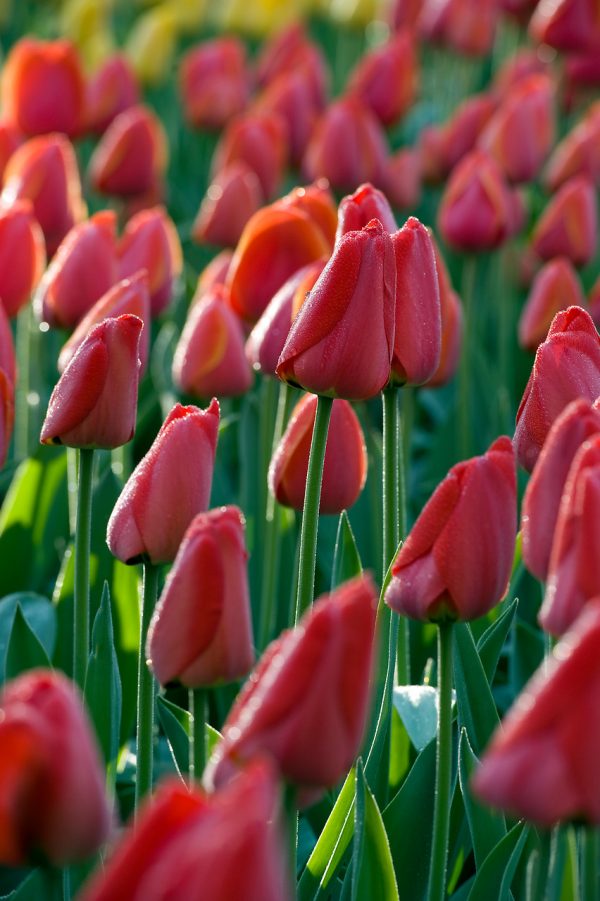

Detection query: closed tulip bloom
xmin=173 ymin=286 xmax=252 ymax=398
xmin=192 ymin=163 xmax=263 ymax=248
xmin=34 ymin=210 xmax=118 ymax=329
xmin=336 ymin=182 xmax=397 ymax=240
xmin=1 ymin=134 xmax=86 ymax=255
xmin=563 ymin=53 xmax=600 ymax=114
xmin=418 ymin=0 xmax=499 ymax=55
xmin=514 ymin=307 xmax=600 ymax=472
xmin=419 ymin=93 xmax=496 ymax=184
xmin=80 ymin=760 xmax=289 ymax=901
xmin=390 ymin=0 xmax=422 ymax=29
xmin=89 ymin=105 xmax=168 ymax=198
xmin=226 ymin=201 xmax=331 ymax=325
xmin=254 ymin=21 xmax=328 ymax=106
xmin=269 ymin=394 xmax=367 ymax=513
xmin=277 ymin=219 xmax=396 ymax=401
xmin=253 ymin=68 xmax=321 ymax=167
xmin=303 ymin=95 xmax=390 ymax=193
xmin=0 ymin=369 xmax=14 ymax=468
xmin=391 ymin=217 xmax=441 ymax=386
xmin=384 ymin=147 xmax=422 ymax=210
xmin=479 ymin=74 xmax=555 ymax=184
xmin=545 ymin=103 xmax=600 ymax=191
xmin=0 ymin=303 xmax=15 ymax=385
xmin=58 ymin=271 xmax=151 ymax=374
xmin=426 ymin=239 xmax=463 ymax=387
xmin=473 ymin=600 xmax=600 ymax=826
xmin=2 ymin=38 xmax=85 ymax=138
xmin=492 ymin=49 xmax=548 ymax=99
xmin=205 ymin=574 xmax=377 ymax=796
xmin=211 ymin=111 xmax=287 ymax=201
xmin=40 ymin=314 xmax=142 ymax=449
xmin=0 ymin=670 xmax=111 ymax=866
xmin=385 ymin=436 xmax=517 ymax=621
xmin=519 ymin=257 xmax=586 ymax=352
xmin=246 ymin=259 xmax=325 ymax=376
xmin=347 ymin=30 xmax=417 ymax=127
xmin=0 ymin=121 xmax=23 ymax=182
xmin=107 ymin=400 xmax=220 ymax=565
xmin=196 ymin=250 xmax=233 ymax=298
xmin=278 ymin=181 xmax=338 ymax=248
xmin=118 ymin=206 xmax=183 ymax=318
xmin=522 ymin=399 xmax=600 ymax=582
xmin=532 ymin=176 xmax=597 ymax=267
xmin=530 ymin=0 xmax=600 ymax=53
xmin=85 ymin=55 xmax=140 ymax=135
xmin=147 ymin=506 xmax=254 ymax=687
xmin=0 ymin=201 xmax=45 ymax=319
xmin=179 ymin=38 xmax=249 ymax=131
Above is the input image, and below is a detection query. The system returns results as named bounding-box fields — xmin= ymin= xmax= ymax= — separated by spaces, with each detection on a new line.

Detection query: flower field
xmin=0 ymin=0 xmax=599 ymax=898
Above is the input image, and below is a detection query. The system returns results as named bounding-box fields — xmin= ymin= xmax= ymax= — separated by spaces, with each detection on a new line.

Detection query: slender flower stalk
xmin=189 ymin=687 xmax=207 ymax=784
xmin=73 ymin=447 xmax=94 ymax=688
xmin=135 ymin=562 xmax=159 ymax=810
xmin=581 ymin=828 xmax=599 ymax=901
xmin=428 ymin=621 xmax=454 ymax=901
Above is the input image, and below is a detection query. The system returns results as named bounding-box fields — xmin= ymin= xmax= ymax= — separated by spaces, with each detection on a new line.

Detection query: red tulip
xmin=80 ymin=760 xmax=289 ymax=901
xmin=1 ymin=38 xmax=85 ymax=138
xmin=0 ymin=669 xmax=111 ymax=866
xmin=532 ymin=175 xmax=597 ymax=267
xmin=204 ymin=574 xmax=377 ymax=798
xmin=522 ymin=399 xmax=600 ymax=582
xmin=544 ymin=102 xmax=600 ymax=191
xmin=384 ymin=147 xmax=422 ymax=210
xmin=107 ymin=400 xmax=220 ymax=565
xmin=0 ymin=201 xmax=45 ymax=318
xmin=253 ymin=68 xmax=321 ymax=166
xmin=179 ymin=38 xmax=249 ymax=131
xmin=530 ymin=0 xmax=600 ymax=53
xmin=58 ymin=271 xmax=151 ymax=374
xmin=89 ymin=105 xmax=168 ymax=198
xmin=385 ymin=436 xmax=517 ymax=621
xmin=118 ymin=206 xmax=183 ymax=318
xmin=492 ymin=49 xmax=549 ymax=99
xmin=514 ymin=307 xmax=600 ymax=472
xmin=147 ymin=506 xmax=254 ymax=687
xmin=0 ymin=302 xmax=15 ymax=386
xmin=419 ymin=93 xmax=496 ymax=184
xmin=0 ymin=121 xmax=23 ymax=181
xmin=347 ymin=30 xmax=418 ymax=127
xmin=519 ymin=257 xmax=586 ymax=351
xmin=85 ymin=55 xmax=140 ymax=135
xmin=390 ymin=0 xmax=422 ymax=29
xmin=196 ymin=250 xmax=233 ymax=298
xmin=34 ymin=209 xmax=118 ymax=329
xmin=336 ymin=182 xmax=398 ymax=240
xmin=211 ymin=111 xmax=287 ymax=200
xmin=391 ymin=217 xmax=441 ymax=386
xmin=426 ymin=237 xmax=463 ymax=387
xmin=563 ymin=52 xmax=600 ymax=113
xmin=418 ymin=0 xmax=500 ymax=55
xmin=276 ymin=218 xmax=396 ymax=401
xmin=40 ymin=314 xmax=142 ymax=449
xmin=0 ymin=369 xmax=14 ymax=469
xmin=1 ymin=133 xmax=86 ymax=255
xmin=269 ymin=394 xmax=367 ymax=513
xmin=254 ymin=22 xmax=328 ymax=107
xmin=473 ymin=600 xmax=600 ymax=826
xmin=192 ymin=163 xmax=263 ymax=248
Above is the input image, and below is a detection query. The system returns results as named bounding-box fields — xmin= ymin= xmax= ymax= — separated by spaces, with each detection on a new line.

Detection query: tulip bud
xmin=1 ymin=134 xmax=86 ymax=255
xmin=205 ymin=574 xmax=377 ymax=798
xmin=522 ymin=399 xmax=600 ymax=582
xmin=255 ymin=21 xmax=328 ymax=106
xmin=385 ymin=436 xmax=517 ymax=621
xmin=426 ymin=237 xmax=463 ymax=387
xmin=277 ymin=218 xmax=396 ymax=401
xmin=492 ymin=49 xmax=548 ymax=99
xmin=418 ymin=0 xmax=499 ymax=55
xmin=253 ymin=68 xmax=321 ymax=167
xmin=197 ymin=250 xmax=233 ymax=298
xmin=211 ymin=110 xmax=287 ymax=201
xmin=80 ymin=760 xmax=289 ymax=901
xmin=514 ymin=306 xmax=600 ymax=472
xmin=58 ymin=271 xmax=151 ymax=374
xmin=0 ymin=201 xmax=45 ymax=319
xmin=118 ymin=206 xmax=183 ymax=318
xmin=89 ymin=104 xmax=168 ymax=198
xmin=544 ymin=102 xmax=600 ymax=191
xmin=34 ymin=210 xmax=118 ymax=329
xmin=40 ymin=314 xmax=142 ymax=450
xmin=390 ymin=0 xmax=422 ymax=29
xmin=529 ymin=0 xmax=600 ymax=54
xmin=563 ymin=53 xmax=600 ymax=114
xmin=147 ymin=506 xmax=254 ymax=687
xmin=384 ymin=147 xmax=422 ymax=210
xmin=0 ymin=669 xmax=111 ymax=866
xmin=0 ymin=121 xmax=23 ymax=181
xmin=347 ymin=30 xmax=418 ymax=127
xmin=473 ymin=600 xmax=600 ymax=826
xmin=1 ymin=38 xmax=85 ymax=138
xmin=0 ymin=368 xmax=14 ymax=468
xmin=336 ymin=182 xmax=398 ymax=241
xmin=279 ymin=180 xmax=338 ymax=247
xmin=269 ymin=394 xmax=367 ymax=513
xmin=173 ymin=286 xmax=253 ymax=398
xmin=532 ymin=176 xmax=597 ymax=267
xmin=419 ymin=93 xmax=496 ymax=184
xmin=519 ymin=257 xmax=586 ymax=352
xmin=390 ymin=217 xmax=441 ymax=386
xmin=85 ymin=55 xmax=140 ymax=135
xmin=179 ymin=38 xmax=249 ymax=131
xmin=192 ymin=163 xmax=263 ymax=248
xmin=107 ymin=400 xmax=220 ymax=565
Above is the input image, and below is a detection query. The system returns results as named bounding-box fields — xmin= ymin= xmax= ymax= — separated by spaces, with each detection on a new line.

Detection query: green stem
xmin=73 ymin=448 xmax=94 ymax=689
xmin=582 ymin=827 xmax=599 ymax=901
xmin=547 ymin=826 xmax=567 ymax=901
xmin=42 ymin=866 xmax=63 ymax=901
xmin=135 ymin=562 xmax=159 ymax=811
xmin=427 ymin=621 xmax=454 ymax=901
xmin=294 ymin=394 xmax=333 ymax=623
xmin=14 ymin=304 xmax=31 ymax=461
xmin=189 ymin=687 xmax=207 ymax=784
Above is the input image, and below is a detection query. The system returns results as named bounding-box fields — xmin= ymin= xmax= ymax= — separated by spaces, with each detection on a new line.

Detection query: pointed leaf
xmin=477 ymin=598 xmax=518 ymax=683
xmin=351 ymin=760 xmax=399 ymax=901
xmin=454 ymin=622 xmax=500 ymax=755
xmin=467 ymin=821 xmax=529 ymax=901
xmin=157 ymin=695 xmax=191 ymax=778
xmin=0 ymin=593 xmax=55 ymax=683
xmin=331 ymin=512 xmax=362 ymax=591
xmin=84 ymin=583 xmax=122 ymax=771
xmin=4 ymin=605 xmax=51 ymax=680
xmin=458 ymin=729 xmax=506 ymax=868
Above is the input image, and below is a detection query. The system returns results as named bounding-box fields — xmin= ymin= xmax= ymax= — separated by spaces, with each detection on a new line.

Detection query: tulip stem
xmin=73 ymin=447 xmax=94 ymax=689
xmin=135 ymin=562 xmax=159 ymax=811
xmin=294 ymin=394 xmax=333 ymax=623
xmin=42 ymin=866 xmax=64 ymax=901
xmin=428 ymin=621 xmax=454 ymax=901
xmin=582 ymin=828 xmax=599 ymax=901
xmin=189 ymin=687 xmax=207 ymax=784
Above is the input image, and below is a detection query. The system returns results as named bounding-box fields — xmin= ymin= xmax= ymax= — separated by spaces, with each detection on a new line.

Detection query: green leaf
xmin=454 ymin=622 xmax=500 ymax=756
xmin=351 ymin=760 xmax=399 ymax=901
xmin=510 ymin=620 xmax=544 ymax=696
xmin=331 ymin=512 xmax=362 ymax=591
xmin=157 ymin=695 xmax=191 ymax=778
xmin=382 ymin=740 xmax=437 ymax=900
xmin=458 ymin=729 xmax=506 ymax=868
xmin=4 ymin=605 xmax=51 ymax=680
xmin=467 ymin=821 xmax=529 ymax=901
xmin=0 ymin=593 xmax=55 ymax=683
xmin=1 ymin=869 xmax=46 ymax=900
xmin=84 ymin=583 xmax=122 ymax=773
xmin=477 ymin=598 xmax=518 ymax=683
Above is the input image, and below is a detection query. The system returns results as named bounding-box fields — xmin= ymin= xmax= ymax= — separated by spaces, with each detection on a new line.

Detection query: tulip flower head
xmin=336 ymin=182 xmax=398 ymax=240
xmin=347 ymin=30 xmax=418 ymax=127
xmin=179 ymin=38 xmax=249 ymax=131
xmin=532 ymin=175 xmax=598 ymax=267
xmin=253 ymin=67 xmax=322 ymax=166
xmin=0 ymin=200 xmax=45 ymax=319
xmin=118 ymin=206 xmax=183 ymax=318
xmin=85 ymin=55 xmax=140 ymax=135
xmin=0 ymin=368 xmax=14 ymax=469
xmin=211 ymin=110 xmax=287 ymax=201
xmin=529 ymin=0 xmax=600 ymax=54
xmin=89 ymin=104 xmax=168 ymax=198
xmin=544 ymin=101 xmax=600 ymax=191
xmin=426 ymin=237 xmax=463 ymax=387
xmin=518 ymin=257 xmax=586 ymax=352
xmin=192 ymin=163 xmax=263 ymax=248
